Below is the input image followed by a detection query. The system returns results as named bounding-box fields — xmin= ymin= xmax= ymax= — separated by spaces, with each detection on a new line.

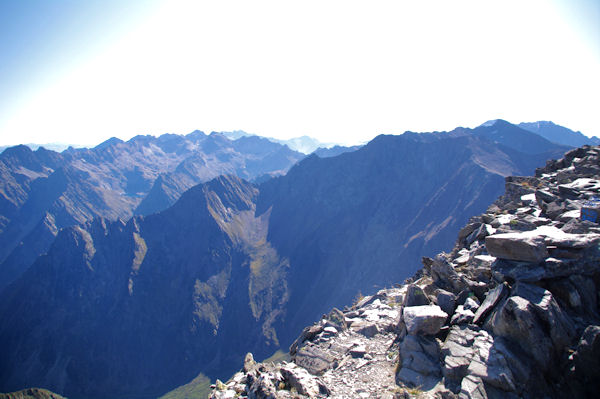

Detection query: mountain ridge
xmin=0 ymin=121 xmax=572 ymax=398
xmin=0 ymin=132 xmax=304 ymax=291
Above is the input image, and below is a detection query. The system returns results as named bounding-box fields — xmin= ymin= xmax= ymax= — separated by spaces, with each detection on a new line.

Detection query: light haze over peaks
xmin=0 ymin=0 xmax=598 ymax=146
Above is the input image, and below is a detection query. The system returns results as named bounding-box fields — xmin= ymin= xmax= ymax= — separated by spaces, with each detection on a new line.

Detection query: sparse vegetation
xmin=406 ymin=385 xmax=424 ymax=397
xmin=353 ymin=291 xmax=365 ymax=308
xmin=261 ymin=349 xmax=291 ymax=364
xmin=158 ymin=372 xmax=212 ymax=399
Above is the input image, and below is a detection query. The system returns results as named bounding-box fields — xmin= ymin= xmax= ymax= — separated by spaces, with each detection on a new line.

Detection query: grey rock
xmin=442 ymin=326 xmax=516 ymax=393
xmin=436 ymin=289 xmax=457 ymax=316
xmin=473 ymin=283 xmax=508 ymax=325
xmin=570 ymin=325 xmax=600 ymax=390
xmin=444 ymin=354 xmax=471 ymax=381
xmin=463 ymin=297 xmax=480 ymax=312
xmin=290 ymin=324 xmax=324 ymax=355
xmin=349 ymin=344 xmax=367 ymax=358
xmin=246 ymin=369 xmax=280 ymax=399
xmin=294 ymin=345 xmax=337 ymax=375
xmin=535 ymin=189 xmax=559 ymax=207
xmin=569 ymin=275 xmax=598 ymax=315
xmin=244 ymin=352 xmax=257 ymax=373
xmin=404 ymin=284 xmax=430 ymax=307
xmin=561 ymin=218 xmax=597 ymax=233
xmin=547 ymin=278 xmax=582 ymax=311
xmin=466 ymin=224 xmax=495 ymax=246
xmin=459 ymin=375 xmax=487 ymax=399
xmin=423 ymin=255 xmax=467 ymax=293
xmin=486 ymin=284 xmax=574 ymax=370
xmin=485 ymin=232 xmax=548 ymax=263
xmin=512 ymin=282 xmax=575 ymax=348
xmin=450 ymin=306 xmax=475 ymax=325
xmin=322 ymin=326 xmax=338 ymax=337
xmin=326 ymin=308 xmax=347 ymax=331
xmin=397 ymin=367 xmax=440 ymax=390
xmin=487 ymin=295 xmax=553 ymax=368
xmin=492 ymin=252 xmax=600 ymax=282
xmin=280 ymin=364 xmax=330 ymax=397
xmin=543 ymin=229 xmax=600 ymax=249
xmin=403 ymin=305 xmax=448 ymax=336
xmin=351 ymin=321 xmax=380 ymax=338
xmin=545 ymin=201 xmax=566 ymax=219
xmin=459 ymin=223 xmax=482 ymax=245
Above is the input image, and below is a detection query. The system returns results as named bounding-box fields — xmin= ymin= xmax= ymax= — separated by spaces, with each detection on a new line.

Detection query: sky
xmin=0 ymin=0 xmax=598 ymax=147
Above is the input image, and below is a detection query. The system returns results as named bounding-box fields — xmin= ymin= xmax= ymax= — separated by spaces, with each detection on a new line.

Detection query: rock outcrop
xmin=211 ymin=145 xmax=600 ymax=398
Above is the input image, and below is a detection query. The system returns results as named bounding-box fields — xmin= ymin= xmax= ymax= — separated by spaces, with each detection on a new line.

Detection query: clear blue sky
xmin=0 ymin=0 xmax=598 ymax=146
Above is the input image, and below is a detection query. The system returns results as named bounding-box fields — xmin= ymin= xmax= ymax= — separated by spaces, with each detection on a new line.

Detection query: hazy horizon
xmin=1 ymin=0 xmax=598 ymax=146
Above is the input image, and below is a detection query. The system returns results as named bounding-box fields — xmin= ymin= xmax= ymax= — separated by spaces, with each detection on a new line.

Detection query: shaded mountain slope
xmin=312 ymin=144 xmax=362 ymax=158
xmin=0 ymin=176 xmax=290 ymax=399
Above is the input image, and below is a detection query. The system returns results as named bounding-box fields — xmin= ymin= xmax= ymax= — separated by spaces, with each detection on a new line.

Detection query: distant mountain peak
xmin=519 ymin=120 xmax=599 ymax=147
xmin=94 ymin=137 xmax=124 ymax=150
xmin=479 ymin=119 xmax=510 ymax=128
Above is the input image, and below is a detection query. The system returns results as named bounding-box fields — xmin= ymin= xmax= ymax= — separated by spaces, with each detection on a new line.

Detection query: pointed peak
xmin=479 ymin=119 xmax=511 ymax=128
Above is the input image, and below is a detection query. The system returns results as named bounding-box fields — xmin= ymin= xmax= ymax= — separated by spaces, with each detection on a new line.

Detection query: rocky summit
xmin=211 ymin=146 xmax=600 ymax=398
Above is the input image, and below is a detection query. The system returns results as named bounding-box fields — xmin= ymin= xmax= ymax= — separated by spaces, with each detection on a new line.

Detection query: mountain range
xmin=0 ymin=120 xmax=576 ymax=398
xmin=0 ymin=132 xmax=304 ymax=292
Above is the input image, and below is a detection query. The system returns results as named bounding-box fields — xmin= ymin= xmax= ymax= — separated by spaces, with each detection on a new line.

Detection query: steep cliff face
xmin=213 ymin=145 xmax=600 ymax=399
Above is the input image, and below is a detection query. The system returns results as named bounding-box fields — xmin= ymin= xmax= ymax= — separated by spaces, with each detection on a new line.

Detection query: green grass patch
xmin=158 ymin=373 xmax=211 ymax=399
xmin=261 ymin=349 xmax=290 ymax=364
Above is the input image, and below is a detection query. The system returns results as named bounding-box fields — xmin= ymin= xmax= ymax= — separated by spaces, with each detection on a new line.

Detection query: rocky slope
xmin=211 ymin=145 xmax=600 ymax=399
xmin=0 ymin=388 xmax=66 ymax=399
xmin=0 ymin=132 xmax=303 ymax=291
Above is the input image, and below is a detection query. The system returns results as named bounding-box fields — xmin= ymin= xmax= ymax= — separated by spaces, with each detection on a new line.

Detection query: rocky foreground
xmin=210 ymin=146 xmax=600 ymax=399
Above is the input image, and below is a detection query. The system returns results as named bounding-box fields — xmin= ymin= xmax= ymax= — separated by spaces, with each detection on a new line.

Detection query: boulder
xmin=294 ymin=345 xmax=337 ymax=375
xmin=243 ymin=352 xmax=257 ymax=373
xmin=463 ymin=297 xmax=480 ymax=312
xmin=492 ymin=254 xmax=600 ymax=282
xmin=485 ymin=233 xmax=548 ymax=263
xmin=246 ymin=369 xmax=280 ymax=399
xmin=486 ymin=284 xmax=574 ymax=370
xmin=436 ymin=289 xmax=457 ymax=316
xmin=399 ymin=335 xmax=441 ymax=376
xmin=442 ymin=326 xmax=517 ymax=394
xmin=466 ymin=224 xmax=495 ymax=245
xmin=473 ymin=283 xmax=508 ymax=325
xmin=326 ymin=307 xmax=347 ymax=330
xmin=423 ymin=255 xmax=467 ymax=293
xmin=290 ymin=324 xmax=324 ymax=355
xmin=404 ymin=284 xmax=430 ymax=307
xmin=570 ymin=325 xmax=600 ymax=393
xmin=280 ymin=364 xmax=330 ymax=397
xmin=459 ymin=375 xmax=488 ymax=399
xmin=350 ymin=320 xmax=380 ymax=337
xmin=403 ymin=305 xmax=448 ymax=335
xmin=450 ymin=306 xmax=475 ymax=325
xmin=349 ymin=344 xmax=367 ymax=358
